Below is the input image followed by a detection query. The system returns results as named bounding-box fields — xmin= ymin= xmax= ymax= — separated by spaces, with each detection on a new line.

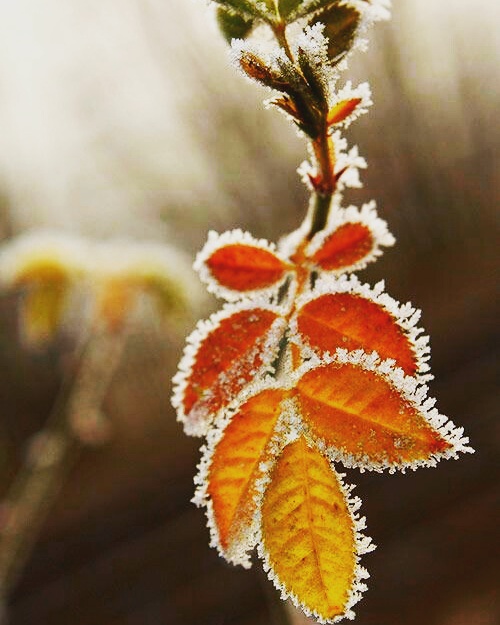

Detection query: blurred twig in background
xmin=0 ymin=318 xmax=126 ymax=599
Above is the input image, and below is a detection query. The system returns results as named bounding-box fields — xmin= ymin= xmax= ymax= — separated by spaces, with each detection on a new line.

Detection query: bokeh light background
xmin=0 ymin=1 xmax=498 ymax=624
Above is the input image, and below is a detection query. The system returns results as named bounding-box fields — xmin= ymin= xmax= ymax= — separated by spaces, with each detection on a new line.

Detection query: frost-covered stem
xmin=0 ymin=320 xmax=128 ymax=600
xmin=308 ymin=126 xmax=336 ymax=238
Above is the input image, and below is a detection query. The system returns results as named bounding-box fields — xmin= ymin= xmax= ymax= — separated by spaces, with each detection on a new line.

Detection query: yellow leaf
xmin=205 ymin=388 xmax=288 ymax=564
xmin=260 ymin=437 xmax=359 ymax=622
xmin=327 ymin=98 xmax=362 ymax=125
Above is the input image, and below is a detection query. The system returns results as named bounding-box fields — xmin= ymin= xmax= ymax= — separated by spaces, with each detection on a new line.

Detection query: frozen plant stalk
xmin=171 ymin=1 xmax=473 ymax=623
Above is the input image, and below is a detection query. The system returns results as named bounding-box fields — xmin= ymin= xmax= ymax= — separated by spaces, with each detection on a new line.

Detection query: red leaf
xmin=296 ymin=292 xmax=419 ymax=376
xmin=173 ymin=306 xmax=285 ymax=435
xmin=206 ymin=243 xmax=288 ymax=292
xmin=310 ymin=222 xmax=373 ymax=271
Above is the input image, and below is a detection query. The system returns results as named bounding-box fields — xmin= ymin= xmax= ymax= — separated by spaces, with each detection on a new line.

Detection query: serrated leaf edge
xmin=171 ymin=299 xmax=287 ymax=436
xmin=192 ymin=380 xmax=293 ymax=567
xmin=194 ymin=229 xmax=293 ymax=302
xmin=293 ymin=349 xmax=475 ymax=472
xmin=305 ymin=199 xmax=395 ymax=273
xmin=289 ymin=273 xmax=432 ymax=382
xmin=255 ymin=436 xmax=375 ymax=623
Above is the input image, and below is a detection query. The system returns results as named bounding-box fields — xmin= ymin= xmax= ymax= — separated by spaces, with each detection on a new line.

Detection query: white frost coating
xmin=299 ymin=129 xmax=367 ymax=193
xmin=348 ymin=0 xmax=392 ymax=23
xmin=255 ymin=437 xmax=375 ymax=624
xmin=294 ymin=23 xmax=329 ymax=63
xmin=293 ymin=22 xmax=338 ymax=86
xmin=334 ymin=141 xmax=368 ymax=191
xmin=194 ymin=229 xmax=292 ymax=302
xmin=340 ymin=0 xmax=392 ymax=58
xmin=296 ymin=158 xmax=317 ymax=192
xmin=290 ymin=273 xmax=432 ymax=382
xmin=0 ymin=230 xmax=88 ymax=286
xmin=192 ymin=380 xmax=295 ymax=568
xmin=171 ymin=298 xmax=288 ymax=437
xmin=297 ymin=349 xmax=474 ymax=473
xmin=230 ymin=36 xmax=290 ymax=87
xmin=277 ymin=213 xmax=313 ymax=259
xmin=330 ymin=81 xmax=373 ymax=128
xmin=304 ymin=199 xmax=395 ymax=272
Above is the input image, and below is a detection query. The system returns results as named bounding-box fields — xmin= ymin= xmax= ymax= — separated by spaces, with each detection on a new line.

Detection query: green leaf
xmin=310 ymin=3 xmax=361 ymax=62
xmin=217 ymin=7 xmax=255 ymax=42
xmin=211 ymin=0 xmax=269 ymax=20
xmin=291 ymin=0 xmax=343 ymax=21
xmin=278 ymin=0 xmax=305 ymax=19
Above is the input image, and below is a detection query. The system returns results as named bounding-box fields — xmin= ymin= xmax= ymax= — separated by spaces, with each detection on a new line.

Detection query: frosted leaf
xmin=305 ymin=199 xmax=395 ymax=273
xmin=230 ymin=37 xmax=291 ymax=90
xmin=171 ymin=298 xmax=287 ymax=436
xmin=193 ymin=380 xmax=299 ymax=567
xmin=194 ymin=229 xmax=292 ymax=302
xmin=256 ymin=437 xmax=375 ymax=623
xmin=294 ymin=350 xmax=475 ymax=472
xmin=329 ymin=81 xmax=373 ymax=128
xmin=291 ymin=273 xmax=431 ymax=380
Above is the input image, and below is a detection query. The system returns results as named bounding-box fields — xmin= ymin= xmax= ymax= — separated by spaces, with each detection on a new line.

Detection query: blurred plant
xmin=0 ymin=230 xmax=201 ymax=602
xmin=172 ymin=1 xmax=473 ymax=623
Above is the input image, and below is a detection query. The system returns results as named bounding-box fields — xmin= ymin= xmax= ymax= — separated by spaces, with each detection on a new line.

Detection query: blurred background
xmin=0 ymin=0 xmax=498 ymax=624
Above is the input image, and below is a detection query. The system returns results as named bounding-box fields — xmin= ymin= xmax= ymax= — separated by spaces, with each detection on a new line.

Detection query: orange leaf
xmin=296 ymin=361 xmax=451 ymax=469
xmin=310 ymin=222 xmax=373 ymax=271
xmin=173 ymin=306 xmax=284 ymax=436
xmin=296 ymin=292 xmax=419 ymax=375
xmin=260 ymin=437 xmax=360 ymax=622
xmin=327 ymin=98 xmax=362 ymax=125
xmin=205 ymin=388 xmax=288 ymax=563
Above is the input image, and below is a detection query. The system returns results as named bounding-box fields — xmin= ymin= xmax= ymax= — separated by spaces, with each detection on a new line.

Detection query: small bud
xmin=269 ymin=96 xmax=303 ymax=123
xmin=297 ymin=46 xmax=329 ymax=110
xmin=239 ymin=52 xmax=289 ymax=91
